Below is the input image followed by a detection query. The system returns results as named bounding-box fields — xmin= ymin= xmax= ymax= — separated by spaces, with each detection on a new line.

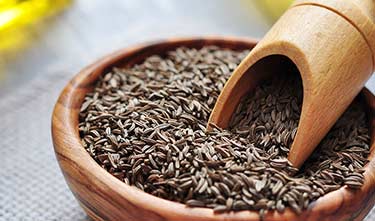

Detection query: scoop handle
xmin=208 ymin=0 xmax=375 ymax=168
xmin=287 ymin=0 xmax=375 ymax=168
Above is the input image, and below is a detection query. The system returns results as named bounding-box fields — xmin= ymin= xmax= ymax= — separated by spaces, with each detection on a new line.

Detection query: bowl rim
xmin=52 ymin=36 xmax=375 ymax=221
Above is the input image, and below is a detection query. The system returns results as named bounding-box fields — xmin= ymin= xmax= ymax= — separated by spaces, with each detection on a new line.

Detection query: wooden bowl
xmin=51 ymin=37 xmax=375 ymax=221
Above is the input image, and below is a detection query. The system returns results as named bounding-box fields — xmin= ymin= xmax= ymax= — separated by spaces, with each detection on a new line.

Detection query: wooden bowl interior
xmin=52 ymin=37 xmax=375 ymax=221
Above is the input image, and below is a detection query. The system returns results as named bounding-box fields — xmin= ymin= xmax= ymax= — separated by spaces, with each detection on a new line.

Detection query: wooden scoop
xmin=208 ymin=0 xmax=375 ymax=168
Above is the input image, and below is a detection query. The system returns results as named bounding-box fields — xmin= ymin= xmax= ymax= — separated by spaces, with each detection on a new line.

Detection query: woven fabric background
xmin=0 ymin=68 xmax=373 ymax=221
xmin=0 ymin=71 xmax=88 ymax=221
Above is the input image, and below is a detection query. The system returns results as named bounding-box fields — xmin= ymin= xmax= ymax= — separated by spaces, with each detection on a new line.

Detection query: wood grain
xmin=208 ymin=0 xmax=375 ymax=168
xmin=52 ymin=37 xmax=375 ymax=221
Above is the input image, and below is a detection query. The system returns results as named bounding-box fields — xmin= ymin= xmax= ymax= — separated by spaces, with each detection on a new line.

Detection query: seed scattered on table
xmin=79 ymin=46 xmax=370 ymax=215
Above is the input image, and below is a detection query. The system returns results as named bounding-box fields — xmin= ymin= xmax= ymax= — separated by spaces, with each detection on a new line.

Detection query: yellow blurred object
xmin=0 ymin=0 xmax=71 ymax=52
xmin=255 ymin=0 xmax=293 ymax=22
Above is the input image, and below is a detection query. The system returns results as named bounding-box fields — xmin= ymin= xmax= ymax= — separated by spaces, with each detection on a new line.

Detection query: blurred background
xmin=0 ymin=1 xmax=373 ymax=220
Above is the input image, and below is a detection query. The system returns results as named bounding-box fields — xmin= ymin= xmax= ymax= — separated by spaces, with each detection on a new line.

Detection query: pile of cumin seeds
xmin=78 ymin=46 xmax=370 ymax=215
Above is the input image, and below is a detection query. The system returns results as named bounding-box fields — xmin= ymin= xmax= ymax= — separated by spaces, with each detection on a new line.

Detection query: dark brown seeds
xmin=79 ymin=46 xmax=370 ymax=214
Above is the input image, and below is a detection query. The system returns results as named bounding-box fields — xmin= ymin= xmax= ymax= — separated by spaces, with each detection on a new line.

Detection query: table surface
xmin=0 ymin=1 xmax=373 ymax=220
